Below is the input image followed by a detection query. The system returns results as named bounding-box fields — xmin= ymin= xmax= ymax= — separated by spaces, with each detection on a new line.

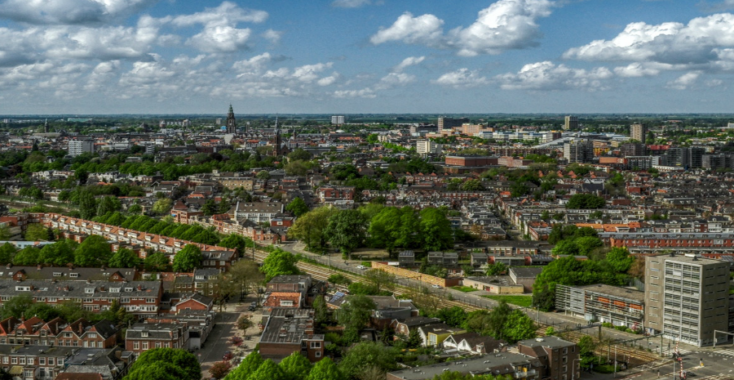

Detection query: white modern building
xmin=67 ymin=140 xmax=95 ymax=157
xmin=416 ymin=140 xmax=442 ymax=156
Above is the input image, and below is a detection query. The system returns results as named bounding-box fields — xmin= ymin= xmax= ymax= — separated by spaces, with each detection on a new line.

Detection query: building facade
xmin=564 ymin=116 xmax=579 ymax=130
xmin=630 ymin=123 xmax=647 ymax=143
xmin=68 ymin=140 xmax=95 ymax=157
xmin=556 ymin=284 xmax=644 ymax=329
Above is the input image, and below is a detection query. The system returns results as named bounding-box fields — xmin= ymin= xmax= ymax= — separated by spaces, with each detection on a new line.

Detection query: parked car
xmin=248 ymin=302 xmax=257 ymax=311
xmin=356 ymin=265 xmax=366 ymax=270
xmin=431 ymin=284 xmax=441 ymax=289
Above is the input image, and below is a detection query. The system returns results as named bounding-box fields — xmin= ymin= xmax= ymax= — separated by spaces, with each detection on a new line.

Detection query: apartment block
xmin=644 ymin=254 xmax=730 ymax=346
xmin=556 ymin=284 xmax=644 ymax=329
xmin=563 ymin=116 xmax=578 ymax=130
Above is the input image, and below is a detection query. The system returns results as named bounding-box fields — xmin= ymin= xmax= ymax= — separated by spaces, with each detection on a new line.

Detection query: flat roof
xmin=387 ymin=353 xmax=540 ymax=380
xmin=576 ymin=284 xmax=645 ymax=302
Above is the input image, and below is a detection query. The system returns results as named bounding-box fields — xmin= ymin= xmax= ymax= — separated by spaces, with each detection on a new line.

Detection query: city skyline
xmin=2 ymin=0 xmax=734 ymax=114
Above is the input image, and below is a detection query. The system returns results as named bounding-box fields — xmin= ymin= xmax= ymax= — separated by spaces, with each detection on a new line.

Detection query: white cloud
xmin=370 ymin=12 xmax=444 ymax=46
xmin=433 ymin=68 xmax=488 ymax=88
xmin=171 ymin=2 xmax=268 ymax=27
xmin=666 ymin=71 xmax=701 ymax=89
xmin=317 ymin=72 xmax=341 ymax=86
xmin=495 ymin=61 xmax=613 ymax=90
xmin=292 ymin=62 xmax=334 ymax=82
xmin=187 ymin=26 xmax=251 ymax=53
xmin=0 ymin=0 xmax=157 ymax=25
xmin=233 ymin=53 xmax=272 ymax=76
xmin=371 ymin=0 xmax=554 ymax=56
xmin=332 ymin=0 xmax=371 ymax=8
xmin=334 ymin=88 xmax=376 ymax=98
xmin=706 ymin=78 xmax=724 ymax=86
xmin=171 ymin=2 xmax=268 ymax=53
xmin=563 ymin=13 xmax=734 ymax=73
xmin=262 ymin=29 xmax=283 ymax=44
xmin=393 ymin=56 xmax=425 ymax=72
xmin=613 ymin=63 xmax=661 ymax=77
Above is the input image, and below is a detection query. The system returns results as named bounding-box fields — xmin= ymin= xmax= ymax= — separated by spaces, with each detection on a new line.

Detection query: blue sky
xmin=1 ymin=0 xmax=734 ymax=114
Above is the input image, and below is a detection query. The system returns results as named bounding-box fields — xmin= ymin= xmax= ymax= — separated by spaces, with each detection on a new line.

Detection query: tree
xmin=363 ymin=269 xmax=396 ymax=294
xmin=338 ymin=342 xmax=397 ymax=379
xmin=419 ymin=208 xmax=454 ymax=251
xmin=237 ymin=316 xmax=254 ymax=331
xmin=225 ymin=350 xmax=263 ymax=380
xmin=210 ymin=362 xmax=233 ymax=380
xmin=152 ymin=198 xmax=173 ymax=215
xmin=327 ymin=273 xmax=351 ymax=286
xmin=207 ymin=273 xmax=238 ymax=312
xmin=261 ymin=249 xmax=300 ymax=281
xmin=24 ymin=223 xmax=50 ymax=241
xmin=126 ymin=362 xmax=190 ymax=380
xmin=503 ymin=310 xmax=536 ymax=343
xmin=127 ymin=348 xmax=201 ymax=380
xmin=0 ymin=243 xmax=16 ymax=265
xmin=462 ymin=179 xmax=485 ymax=191
xmin=74 ymin=235 xmax=112 ymax=267
xmin=279 ymin=352 xmax=312 ymax=380
xmin=288 ymin=207 xmax=338 ymax=252
xmin=78 ymin=189 xmax=97 ymax=219
xmin=434 ymin=307 xmax=468 ymax=328
xmin=324 ymin=210 xmax=368 ymax=254
xmin=97 ymin=196 xmax=121 ymax=216
xmin=256 ymin=171 xmax=271 ymax=180
xmin=12 ymin=246 xmax=40 ymax=265
xmin=286 ymin=197 xmax=309 ymax=217
xmin=219 ymin=234 xmax=249 ymax=254
xmin=367 ymin=207 xmax=402 ymax=253
xmin=202 ymin=199 xmax=218 ymax=216
xmin=0 ymin=294 xmax=33 ymax=319
xmin=38 ymin=240 xmax=77 ymax=266
xmin=284 ymin=161 xmax=309 ymax=176
xmin=485 ymin=262 xmax=507 ymax=276
xmin=308 ymin=358 xmax=344 ymax=380
xmin=566 ymin=194 xmax=606 ymax=209
xmin=288 ymin=148 xmax=313 ymax=161
xmin=108 ymin=248 xmax=141 ymax=268
xmin=486 ymin=300 xmax=512 ymax=339
xmin=228 ymin=259 xmax=263 ymax=301
xmin=337 ymin=295 xmax=376 ymax=332
xmin=249 ymin=359 xmax=287 ymax=380
xmin=313 ymin=296 xmax=329 ymax=324
xmin=144 ymin=252 xmax=171 ymax=272
xmin=606 ymin=247 xmax=634 ymax=273
xmin=127 ymin=204 xmax=142 ymax=215
xmin=173 ymin=244 xmax=203 ymax=272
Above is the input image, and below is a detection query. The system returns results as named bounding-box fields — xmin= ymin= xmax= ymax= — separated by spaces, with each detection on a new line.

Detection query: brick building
xmin=125 ymin=322 xmax=187 ymax=353
xmin=517 ymin=336 xmax=579 ymax=380
xmin=259 ymin=308 xmax=324 ymax=362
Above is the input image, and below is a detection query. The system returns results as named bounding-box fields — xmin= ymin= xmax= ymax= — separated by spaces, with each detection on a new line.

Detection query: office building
xmin=644 ymin=254 xmax=730 ymax=346
xmin=630 ymin=123 xmax=647 ymax=143
xmin=438 ymin=117 xmax=469 ymax=131
xmin=563 ymin=116 xmax=579 ymax=130
xmin=331 ymin=115 xmax=345 ymax=125
xmin=563 ymin=139 xmax=593 ymax=163
xmin=67 ymin=140 xmax=95 ymax=157
xmin=416 ymin=139 xmax=442 ymax=156
xmin=556 ymin=284 xmax=645 ymax=330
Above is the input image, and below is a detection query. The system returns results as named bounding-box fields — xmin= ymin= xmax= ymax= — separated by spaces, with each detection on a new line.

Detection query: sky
xmin=2 ymin=0 xmax=734 ymax=115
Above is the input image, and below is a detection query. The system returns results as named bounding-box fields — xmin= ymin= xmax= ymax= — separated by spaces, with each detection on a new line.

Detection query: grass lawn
xmin=451 ymin=286 xmax=478 ymax=293
xmin=482 ymin=295 xmax=533 ymax=308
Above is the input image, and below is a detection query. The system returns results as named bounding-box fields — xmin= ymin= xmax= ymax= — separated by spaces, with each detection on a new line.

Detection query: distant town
xmin=0 ymin=110 xmax=732 ymax=380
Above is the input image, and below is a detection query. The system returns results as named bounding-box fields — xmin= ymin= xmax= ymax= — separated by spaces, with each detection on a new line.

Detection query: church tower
xmin=274 ymin=116 xmax=282 ymax=157
xmin=44 ymin=119 xmax=49 ymax=133
xmin=226 ymin=105 xmax=237 ymax=134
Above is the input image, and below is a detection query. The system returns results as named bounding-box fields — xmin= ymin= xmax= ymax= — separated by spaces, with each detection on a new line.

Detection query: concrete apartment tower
xmin=644 ymin=254 xmax=730 ymax=346
xmin=630 ymin=123 xmax=647 ymax=143
xmin=563 ymin=116 xmax=578 ymax=130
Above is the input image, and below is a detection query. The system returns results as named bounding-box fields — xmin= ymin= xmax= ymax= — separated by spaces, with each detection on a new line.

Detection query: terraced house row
xmin=37 ymin=213 xmax=238 ymax=269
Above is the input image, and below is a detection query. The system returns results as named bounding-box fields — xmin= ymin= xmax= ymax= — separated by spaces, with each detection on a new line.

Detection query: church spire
xmin=226 ymin=104 xmax=237 ymax=134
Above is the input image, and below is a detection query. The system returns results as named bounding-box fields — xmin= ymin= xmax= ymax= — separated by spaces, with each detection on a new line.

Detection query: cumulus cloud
xmin=171 ymin=2 xmax=268 ymax=53
xmin=613 ymin=63 xmax=662 ymax=77
xmin=563 ymin=13 xmax=734 ymax=72
xmin=332 ymin=0 xmax=371 ymax=8
xmin=334 ymin=88 xmax=376 ymax=98
xmin=371 ymin=0 xmax=554 ymax=56
xmin=393 ymin=56 xmax=425 ymax=72
xmin=0 ymin=0 xmax=157 ymax=25
xmin=317 ymin=72 xmax=341 ymax=86
xmin=262 ymin=29 xmax=283 ymax=44
xmin=433 ymin=68 xmax=488 ymax=88
xmin=495 ymin=61 xmax=613 ymax=90
xmin=666 ymin=71 xmax=702 ymax=89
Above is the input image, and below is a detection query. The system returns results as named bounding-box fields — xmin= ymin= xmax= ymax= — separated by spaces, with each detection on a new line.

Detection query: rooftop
xmin=387 ymin=353 xmax=541 ymax=380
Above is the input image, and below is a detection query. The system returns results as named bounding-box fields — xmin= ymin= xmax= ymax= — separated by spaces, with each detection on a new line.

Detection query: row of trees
xmin=223 ymin=351 xmax=346 ymax=380
xmin=424 ymin=301 xmax=536 ymax=344
xmin=87 ymin=213 xmax=221 ymax=246
xmin=289 ymin=205 xmax=455 ymax=255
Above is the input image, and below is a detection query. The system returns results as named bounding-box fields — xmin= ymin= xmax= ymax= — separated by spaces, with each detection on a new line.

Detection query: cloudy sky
xmin=2 ymin=0 xmax=734 ymax=115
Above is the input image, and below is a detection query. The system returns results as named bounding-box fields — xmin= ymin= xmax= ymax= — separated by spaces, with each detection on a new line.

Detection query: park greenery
xmin=124 ymin=348 xmax=201 ymax=380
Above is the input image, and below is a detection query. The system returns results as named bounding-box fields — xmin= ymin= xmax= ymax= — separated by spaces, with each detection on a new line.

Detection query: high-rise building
xmin=68 ymin=140 xmax=95 ymax=157
xmin=620 ymin=142 xmax=646 ymax=157
xmin=416 ymin=140 xmax=442 ymax=156
xmin=226 ymin=105 xmax=237 ymax=134
xmin=438 ymin=117 xmax=469 ymax=131
xmin=563 ymin=139 xmax=593 ymax=163
xmin=563 ymin=116 xmax=579 ymax=130
xmin=644 ymin=254 xmax=730 ymax=346
xmin=331 ymin=115 xmax=345 ymax=125
xmin=630 ymin=123 xmax=647 ymax=143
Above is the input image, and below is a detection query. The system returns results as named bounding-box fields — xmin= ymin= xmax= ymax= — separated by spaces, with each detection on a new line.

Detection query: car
xmin=431 ymin=284 xmax=441 ymax=289
xmin=356 ymin=265 xmax=366 ymax=270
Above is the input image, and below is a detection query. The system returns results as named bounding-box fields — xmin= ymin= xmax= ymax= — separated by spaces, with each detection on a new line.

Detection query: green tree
xmin=288 ymin=148 xmax=313 ymax=161
xmin=78 ymin=189 xmax=97 ymax=219
xmin=313 ymin=296 xmax=329 ymax=324
xmin=337 ymin=295 xmax=377 ymax=332
xmin=0 ymin=294 xmax=33 ymax=319
xmin=338 ymin=342 xmax=397 ymax=379
xmin=12 ymin=246 xmax=40 ymax=265
xmin=172 ymin=244 xmax=203 ymax=272
xmin=202 ymin=199 xmax=218 ymax=216
xmin=419 ymin=207 xmax=454 ymax=251
xmin=308 ymin=358 xmax=345 ymax=380
xmin=327 ymin=274 xmax=351 ymax=286
xmin=566 ymin=194 xmax=606 ymax=209
xmin=503 ymin=310 xmax=536 ymax=343
xmin=39 ymin=240 xmax=77 ymax=266
xmin=606 ymin=247 xmax=634 ymax=273
xmin=125 ymin=362 xmax=190 ymax=380
xmin=25 ymin=303 xmax=61 ymax=321
xmin=260 ymin=249 xmax=300 ymax=281
xmin=324 ymin=210 xmax=368 ymax=254
xmin=144 ymin=252 xmax=171 ymax=272
xmin=363 ymin=269 xmax=396 ymax=294
xmin=126 ymin=348 xmax=201 ymax=380
xmin=367 ymin=207 xmax=402 ymax=253
xmin=97 ymin=196 xmax=122 ymax=216
xmin=485 ymin=262 xmax=507 ymax=276
xmin=487 ymin=300 xmax=512 ymax=339
xmin=462 ymin=179 xmax=485 ymax=191
xmin=288 ymin=207 xmax=338 ymax=252
xmin=219 ymin=234 xmax=249 ymax=254
xmin=284 ymin=161 xmax=309 ymax=176
xmin=286 ymin=197 xmax=309 ymax=217
xmin=279 ymin=352 xmax=312 ymax=380
xmin=73 ymin=235 xmax=112 ymax=267
xmin=24 ymin=223 xmax=50 ymax=241
xmin=225 ymin=350 xmax=263 ymax=380
xmin=127 ymin=204 xmax=142 ymax=215
xmin=256 ymin=171 xmax=271 ymax=180
xmin=152 ymin=198 xmax=173 ymax=215
xmin=108 ymin=248 xmax=141 ymax=268
xmin=249 ymin=360 xmax=287 ymax=380
xmin=0 ymin=243 xmax=16 ymax=265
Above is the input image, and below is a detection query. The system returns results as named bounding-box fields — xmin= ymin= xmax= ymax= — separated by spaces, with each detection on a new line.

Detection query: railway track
xmin=538 ymin=327 xmax=662 ymax=366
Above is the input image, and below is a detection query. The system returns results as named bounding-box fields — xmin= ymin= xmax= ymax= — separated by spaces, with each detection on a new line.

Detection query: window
xmin=156 ymin=342 xmax=161 ymax=348
xmin=310 ymin=342 xmax=321 ymax=348
xmin=28 ymin=358 xmax=33 ymax=365
xmin=147 ymin=298 xmax=155 ymax=303
xmin=39 ymin=357 xmax=45 ymax=365
xmin=58 ymin=358 xmax=63 ymax=366
xmin=143 ymin=342 xmax=149 ymax=350
xmin=280 ymin=300 xmax=294 ymax=307
xmin=315 ymin=351 xmax=322 ymax=358
xmin=11 ymin=358 xmax=16 ymax=364
xmin=2 ymin=357 xmax=7 ymax=364
xmin=69 ymin=273 xmax=79 ymax=278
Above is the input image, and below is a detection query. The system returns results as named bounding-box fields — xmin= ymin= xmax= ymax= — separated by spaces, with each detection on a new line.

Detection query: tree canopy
xmin=172 ymin=244 xmax=203 ymax=272
xmin=261 ymin=249 xmax=300 ymax=281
